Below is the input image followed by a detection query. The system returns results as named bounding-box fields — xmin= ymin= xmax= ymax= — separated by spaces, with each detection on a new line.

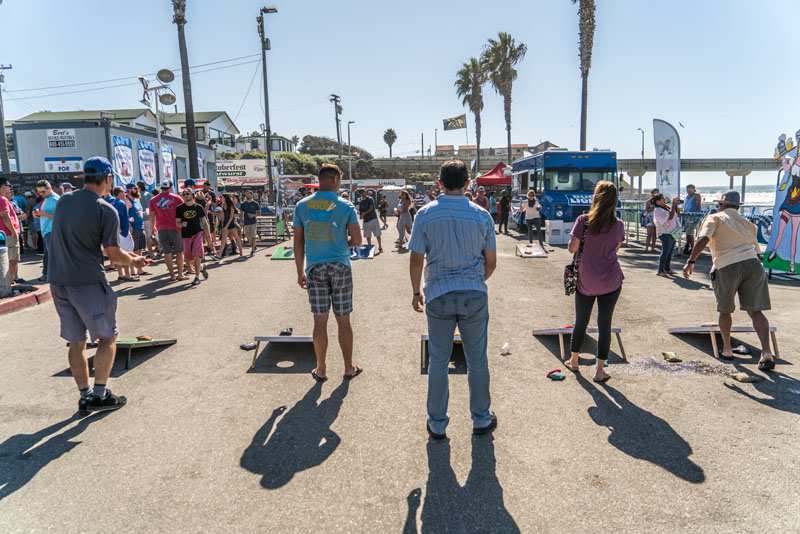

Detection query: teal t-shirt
xmin=293 ymin=191 xmax=357 ymax=273
xmin=40 ymin=193 xmax=60 ymax=236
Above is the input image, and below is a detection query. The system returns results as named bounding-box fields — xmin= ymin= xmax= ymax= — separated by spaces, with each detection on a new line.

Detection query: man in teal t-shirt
xmin=293 ymin=164 xmax=363 ymax=382
xmin=34 ymin=179 xmax=60 ymax=282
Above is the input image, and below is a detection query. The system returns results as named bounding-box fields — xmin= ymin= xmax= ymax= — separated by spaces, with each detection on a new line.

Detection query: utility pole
xmin=420 ymin=132 xmax=424 ymax=160
xmin=258 ymin=6 xmax=277 ymax=202
xmin=434 ymin=128 xmax=438 ymax=158
xmin=329 ymin=94 xmax=342 ymax=154
xmin=347 ymin=120 xmax=355 ymax=197
xmin=172 ymin=1 xmax=199 ymax=180
xmin=0 ymin=65 xmax=11 ymax=174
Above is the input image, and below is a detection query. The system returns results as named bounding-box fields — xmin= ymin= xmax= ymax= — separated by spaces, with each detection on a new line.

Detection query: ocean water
xmin=696 ymin=185 xmax=775 ymax=207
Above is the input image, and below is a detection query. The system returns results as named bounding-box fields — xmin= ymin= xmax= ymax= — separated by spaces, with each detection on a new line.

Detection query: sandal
xmin=344 ymin=366 xmax=363 ymax=379
xmin=593 ymin=374 xmax=611 ymax=384
xmin=311 ymin=370 xmax=328 ymax=382
xmin=563 ymin=360 xmax=580 ymax=372
xmin=719 ymin=352 xmax=735 ymax=362
xmin=758 ymin=354 xmax=776 ymax=372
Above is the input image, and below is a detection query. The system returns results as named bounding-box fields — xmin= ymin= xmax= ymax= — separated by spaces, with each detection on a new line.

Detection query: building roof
xmin=161 ymin=111 xmax=240 ymax=135
xmin=3 ymin=120 xmax=13 ymax=128
xmin=15 ymin=109 xmax=152 ymax=122
xmin=458 ymin=144 xmax=477 ymax=150
xmin=435 ymin=145 xmax=455 ymax=151
xmin=511 ymin=144 xmax=528 ymax=148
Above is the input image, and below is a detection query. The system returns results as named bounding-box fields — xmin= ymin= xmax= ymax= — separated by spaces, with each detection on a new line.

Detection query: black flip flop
xmin=593 ymin=374 xmax=611 ymax=384
xmin=279 ymin=328 xmax=293 ymax=336
xmin=240 ymin=342 xmax=257 ymax=351
xmin=719 ymin=353 xmax=735 ymax=362
xmin=758 ymin=359 xmax=775 ymax=372
xmin=311 ymin=370 xmax=328 ymax=382
xmin=344 ymin=366 xmax=363 ymax=380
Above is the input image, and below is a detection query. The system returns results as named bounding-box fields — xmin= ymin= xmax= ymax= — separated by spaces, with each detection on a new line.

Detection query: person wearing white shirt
xmin=523 ymin=190 xmax=544 ymax=247
xmin=652 ymin=193 xmax=682 ymax=276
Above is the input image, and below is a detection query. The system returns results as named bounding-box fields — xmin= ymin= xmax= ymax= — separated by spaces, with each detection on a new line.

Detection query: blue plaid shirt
xmin=409 ymin=195 xmax=496 ymax=302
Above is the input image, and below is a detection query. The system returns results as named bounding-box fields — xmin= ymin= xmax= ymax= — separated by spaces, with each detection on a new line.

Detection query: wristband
xmin=687 ymin=260 xmax=696 ymax=264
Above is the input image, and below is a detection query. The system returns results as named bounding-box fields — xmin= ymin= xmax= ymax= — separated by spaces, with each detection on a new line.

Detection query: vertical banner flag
xmin=442 ymin=114 xmax=467 ymax=131
xmin=137 ymin=140 xmax=156 ymax=190
xmin=197 ymin=156 xmax=205 ymax=180
xmin=161 ymin=145 xmax=174 ymax=185
xmin=764 ymin=131 xmax=800 ymax=274
xmin=112 ymin=136 xmax=134 ymax=187
xmin=652 ymin=119 xmax=681 ymax=199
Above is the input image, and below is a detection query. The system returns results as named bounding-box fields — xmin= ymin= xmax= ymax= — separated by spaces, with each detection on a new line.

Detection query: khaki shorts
xmin=5 ymin=231 xmax=20 ymax=262
xmin=244 ymin=223 xmax=257 ymax=244
xmin=712 ymin=258 xmax=771 ymax=314
xmin=158 ymin=229 xmax=182 ymax=254
xmin=362 ymin=218 xmax=381 ymax=240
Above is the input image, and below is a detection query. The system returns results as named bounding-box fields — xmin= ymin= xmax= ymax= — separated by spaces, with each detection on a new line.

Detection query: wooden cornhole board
xmin=115 ymin=338 xmax=177 ymax=370
xmin=251 ymin=335 xmax=313 ymax=369
xmin=668 ymin=324 xmax=780 ymax=359
xmin=532 ymin=327 xmax=627 ymax=361
xmin=515 ymin=243 xmax=547 ymax=258
xmin=271 ymin=245 xmax=294 ymax=260
xmin=420 ymin=334 xmax=465 ymax=373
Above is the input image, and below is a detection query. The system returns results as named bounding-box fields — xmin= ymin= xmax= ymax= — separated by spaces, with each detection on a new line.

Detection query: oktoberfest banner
xmin=652 ymin=119 xmax=681 ymax=199
xmin=161 ymin=145 xmax=175 ymax=185
xmin=763 ymin=132 xmax=800 ymax=274
xmin=137 ymin=140 xmax=157 ymax=190
xmin=443 ymin=114 xmax=467 ymax=131
xmin=112 ymin=135 xmax=134 ymax=187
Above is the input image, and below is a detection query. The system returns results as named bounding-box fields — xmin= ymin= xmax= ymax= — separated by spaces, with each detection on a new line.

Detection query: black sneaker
xmin=426 ymin=423 xmax=447 ymax=440
xmin=473 ymin=415 xmax=498 ymax=436
xmin=85 ymin=390 xmax=127 ymax=413
xmin=191 ymin=277 xmax=201 ymax=286
xmin=78 ymin=396 xmax=91 ymax=416
xmin=201 ymin=266 xmax=209 ymax=280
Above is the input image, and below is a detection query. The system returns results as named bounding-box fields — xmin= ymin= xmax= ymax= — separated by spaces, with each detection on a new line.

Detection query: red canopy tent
xmin=475 ymin=162 xmax=511 ymax=187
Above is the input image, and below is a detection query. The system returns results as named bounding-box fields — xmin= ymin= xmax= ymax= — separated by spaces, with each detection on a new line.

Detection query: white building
xmin=161 ymin=111 xmax=240 ymax=151
xmin=234 ymin=133 xmax=296 ymax=154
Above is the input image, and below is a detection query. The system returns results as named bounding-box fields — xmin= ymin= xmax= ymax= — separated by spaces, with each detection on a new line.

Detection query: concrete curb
xmin=0 ymin=285 xmax=51 ymax=316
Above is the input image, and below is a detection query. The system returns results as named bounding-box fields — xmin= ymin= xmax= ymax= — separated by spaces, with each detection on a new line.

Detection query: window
xmin=180 ymin=126 xmax=206 ymax=141
xmin=209 ymin=127 xmax=234 ymax=147
xmin=250 ymin=138 xmax=259 ymax=150
xmin=544 ymin=170 xmax=616 ymax=191
xmin=5 ymin=133 xmax=13 ymax=153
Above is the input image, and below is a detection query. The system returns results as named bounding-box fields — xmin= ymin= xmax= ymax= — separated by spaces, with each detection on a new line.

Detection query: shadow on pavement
xmin=575 ymin=374 xmax=705 ymax=484
xmin=240 ymin=380 xmax=349 ymax=489
xmin=51 ymin=344 xmax=173 ymax=378
xmin=534 ymin=334 xmax=625 ymax=365
xmin=0 ymin=412 xmax=108 ymax=501
xmin=404 ymin=436 xmax=519 ymax=534
xmin=248 ymin=342 xmax=316 ymax=374
xmin=724 ymin=364 xmax=800 ymax=416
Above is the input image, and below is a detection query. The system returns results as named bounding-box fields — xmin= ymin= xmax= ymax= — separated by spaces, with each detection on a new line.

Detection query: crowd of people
xmin=1 ymin=156 xmax=778 ymax=437
xmin=0 ymin=173 xmax=271 ymax=288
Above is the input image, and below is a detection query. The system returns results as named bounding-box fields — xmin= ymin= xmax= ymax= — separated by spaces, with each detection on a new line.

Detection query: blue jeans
xmin=425 ymin=290 xmax=493 ymax=434
xmin=658 ymin=233 xmax=675 ymax=273
xmin=42 ymin=232 xmax=51 ymax=279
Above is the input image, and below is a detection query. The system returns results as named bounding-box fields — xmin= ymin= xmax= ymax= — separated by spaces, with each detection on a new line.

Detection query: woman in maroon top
xmin=565 ymin=181 xmax=624 ymax=382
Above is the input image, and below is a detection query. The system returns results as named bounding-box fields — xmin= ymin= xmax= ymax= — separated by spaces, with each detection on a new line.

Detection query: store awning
xmin=476 ymin=162 xmax=511 ymax=186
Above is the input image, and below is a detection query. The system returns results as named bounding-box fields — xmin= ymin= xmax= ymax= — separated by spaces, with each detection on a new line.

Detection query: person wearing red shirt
xmin=0 ymin=178 xmax=22 ymax=284
xmin=150 ymin=180 xmax=185 ymax=281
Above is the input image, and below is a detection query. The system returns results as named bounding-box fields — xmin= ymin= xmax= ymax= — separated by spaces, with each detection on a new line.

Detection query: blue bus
xmin=511 ymin=149 xmax=618 ymax=223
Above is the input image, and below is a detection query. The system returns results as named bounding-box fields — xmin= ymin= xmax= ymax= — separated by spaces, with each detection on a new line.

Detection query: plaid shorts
xmin=307 ymin=262 xmax=353 ymax=316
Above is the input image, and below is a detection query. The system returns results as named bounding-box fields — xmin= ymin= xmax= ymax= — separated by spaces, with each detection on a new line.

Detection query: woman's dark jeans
xmin=570 ymin=287 xmax=621 ymax=361
xmin=498 ymin=211 xmax=509 ymax=233
xmin=526 ymin=218 xmax=543 ymax=246
xmin=658 ymin=233 xmax=676 ymax=273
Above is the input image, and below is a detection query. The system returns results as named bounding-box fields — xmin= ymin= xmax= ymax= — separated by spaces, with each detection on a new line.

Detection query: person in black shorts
xmin=49 ymin=157 xmax=147 ymax=414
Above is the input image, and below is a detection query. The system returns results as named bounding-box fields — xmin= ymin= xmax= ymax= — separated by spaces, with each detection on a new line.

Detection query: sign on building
xmin=44 ymin=156 xmax=82 ymax=172
xmin=46 ymin=128 xmax=77 ymax=149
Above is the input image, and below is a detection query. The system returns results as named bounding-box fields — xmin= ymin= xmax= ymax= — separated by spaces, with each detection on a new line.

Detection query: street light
xmin=138 ymin=70 xmax=176 ymax=186
xmin=258 ymin=6 xmax=278 ymax=204
xmin=347 ymin=120 xmax=355 ymax=196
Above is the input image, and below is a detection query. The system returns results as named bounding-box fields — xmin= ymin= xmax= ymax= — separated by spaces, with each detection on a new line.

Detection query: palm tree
xmin=455 ymin=57 xmax=486 ymax=173
xmin=172 ymin=0 xmax=199 ymax=179
xmin=383 ymin=128 xmax=397 ymax=158
xmin=572 ymin=0 xmax=596 ymax=150
xmin=482 ymin=32 xmax=527 ymax=163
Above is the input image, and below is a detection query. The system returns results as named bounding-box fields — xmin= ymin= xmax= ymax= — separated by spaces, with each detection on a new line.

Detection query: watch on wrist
xmin=687 ymin=260 xmax=696 ymax=264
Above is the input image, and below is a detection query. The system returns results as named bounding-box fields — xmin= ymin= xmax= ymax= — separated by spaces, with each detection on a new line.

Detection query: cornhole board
xmin=271 ymin=245 xmax=294 ymax=260
xmin=251 ymin=335 xmax=313 ymax=369
xmin=515 ymin=243 xmax=547 ymax=258
xmin=356 ymin=245 xmax=375 ymax=259
xmin=532 ymin=327 xmax=627 ymax=362
xmin=668 ymin=325 xmax=780 ymax=359
xmin=420 ymin=334 xmax=465 ymax=373
xmin=115 ymin=338 xmax=177 ymax=370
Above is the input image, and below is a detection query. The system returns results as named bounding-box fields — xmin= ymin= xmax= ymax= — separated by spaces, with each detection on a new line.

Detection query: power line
xmin=4 ymin=59 xmax=259 ymax=102
xmin=234 ymin=61 xmax=260 ymax=122
xmin=5 ymin=53 xmax=259 ymax=93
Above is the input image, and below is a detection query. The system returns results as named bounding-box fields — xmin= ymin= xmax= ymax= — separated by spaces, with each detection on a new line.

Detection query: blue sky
xmin=1 ymin=0 xmax=795 ymax=186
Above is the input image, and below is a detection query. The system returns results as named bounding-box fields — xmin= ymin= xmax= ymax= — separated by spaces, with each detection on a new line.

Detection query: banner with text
xmin=652 ymin=119 xmax=681 ymax=199
xmin=161 ymin=145 xmax=174 ymax=185
xmin=112 ymin=135 xmax=134 ymax=187
xmin=137 ymin=140 xmax=157 ymax=190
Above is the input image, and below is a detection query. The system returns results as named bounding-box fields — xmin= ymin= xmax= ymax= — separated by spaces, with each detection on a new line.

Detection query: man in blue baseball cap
xmin=48 ymin=156 xmax=148 ymax=415
xmin=683 ymin=190 xmax=775 ymax=370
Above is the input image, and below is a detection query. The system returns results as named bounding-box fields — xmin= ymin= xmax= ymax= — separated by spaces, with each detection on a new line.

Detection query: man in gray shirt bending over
xmin=49 ymin=156 xmax=147 ymax=415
